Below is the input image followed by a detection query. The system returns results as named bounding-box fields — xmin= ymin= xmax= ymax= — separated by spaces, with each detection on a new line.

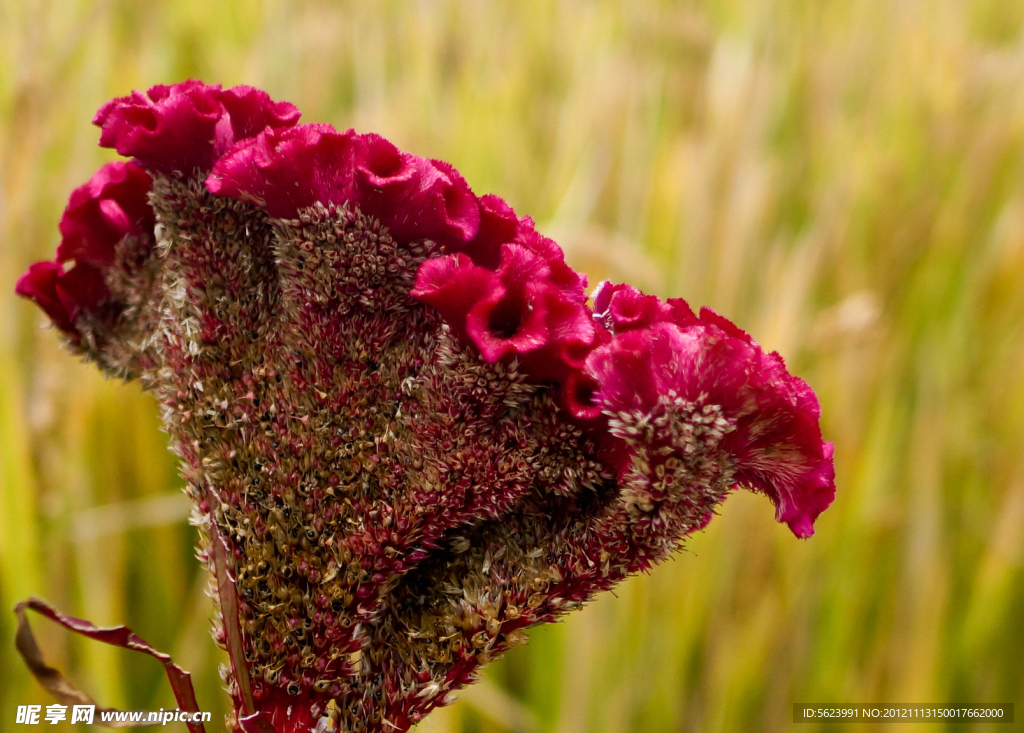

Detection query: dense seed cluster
xmin=67 ymin=176 xmax=618 ymax=730
xmin=355 ymin=398 xmax=740 ymax=729
xmin=15 ymin=81 xmax=836 ymax=733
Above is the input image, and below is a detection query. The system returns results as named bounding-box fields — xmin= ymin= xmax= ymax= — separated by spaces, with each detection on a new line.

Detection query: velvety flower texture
xmin=16 ymin=80 xmax=835 ymax=733
xmin=15 ymin=160 xmax=155 ymax=336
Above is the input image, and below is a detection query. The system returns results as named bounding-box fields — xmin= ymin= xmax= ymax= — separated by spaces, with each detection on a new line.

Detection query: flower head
xmin=16 ymin=80 xmax=835 ymax=733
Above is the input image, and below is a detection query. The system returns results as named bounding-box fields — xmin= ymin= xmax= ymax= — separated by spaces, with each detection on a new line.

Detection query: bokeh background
xmin=2 ymin=1 xmax=1023 ymax=731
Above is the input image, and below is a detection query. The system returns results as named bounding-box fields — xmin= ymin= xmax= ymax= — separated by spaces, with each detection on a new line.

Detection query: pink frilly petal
xmin=465 ymin=244 xmax=553 ymax=362
xmin=451 ymin=193 xmax=520 ymax=269
xmin=563 ymin=370 xmax=604 ymax=421
xmin=411 ymin=237 xmax=596 ymax=384
xmin=18 ymin=161 xmax=157 ymax=336
xmin=411 ymin=253 xmax=498 ymax=341
xmin=206 ymin=124 xmax=481 ymax=251
xmin=592 ymin=282 xmax=697 ymax=333
xmin=94 ymin=80 xmax=300 ymax=175
xmin=15 ymin=260 xmax=112 ymax=336
xmin=516 ymin=225 xmax=587 ymax=297
xmin=53 ymin=261 xmax=110 ymax=323
xmin=15 ymin=261 xmax=74 ymax=333
xmin=585 ymin=286 xmax=836 ymax=538
xmin=56 ymin=161 xmax=154 ymax=266
xmin=206 ymin=124 xmax=360 ymax=215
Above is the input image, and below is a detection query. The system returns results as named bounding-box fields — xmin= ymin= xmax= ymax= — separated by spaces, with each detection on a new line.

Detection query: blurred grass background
xmin=2 ymin=1 xmax=1023 ymax=731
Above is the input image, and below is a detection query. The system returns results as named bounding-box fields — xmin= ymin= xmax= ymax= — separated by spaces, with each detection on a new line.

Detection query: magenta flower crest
xmin=15 ymin=80 xmax=835 ymax=733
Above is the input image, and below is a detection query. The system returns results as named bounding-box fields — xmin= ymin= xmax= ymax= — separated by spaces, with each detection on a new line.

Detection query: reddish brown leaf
xmin=14 ymin=597 xmax=207 ymax=733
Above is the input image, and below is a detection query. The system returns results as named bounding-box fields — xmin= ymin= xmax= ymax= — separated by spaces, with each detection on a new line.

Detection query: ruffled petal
xmin=206 ymin=124 xmax=359 ymax=216
xmin=411 ymin=254 xmax=498 ymax=342
xmin=465 ymin=245 xmax=552 ymax=362
xmin=94 ymin=80 xmax=300 ymax=175
xmin=53 ymin=261 xmax=110 ymax=322
xmin=15 ymin=261 xmax=74 ymax=333
xmin=19 ymin=161 xmax=157 ymax=341
xmin=15 ymin=260 xmax=113 ymax=336
xmin=56 ymin=161 xmax=154 ymax=266
xmin=208 ymin=126 xmax=481 ymax=251
xmin=585 ymin=285 xmax=836 ymax=538
xmin=453 ymin=193 xmax=519 ymax=269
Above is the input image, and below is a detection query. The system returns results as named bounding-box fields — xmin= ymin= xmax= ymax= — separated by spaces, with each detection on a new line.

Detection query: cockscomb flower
xmin=15 ymin=80 xmax=835 ymax=733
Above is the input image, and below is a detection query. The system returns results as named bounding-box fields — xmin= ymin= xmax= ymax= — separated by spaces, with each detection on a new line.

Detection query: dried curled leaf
xmin=14 ymin=597 xmax=206 ymax=733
